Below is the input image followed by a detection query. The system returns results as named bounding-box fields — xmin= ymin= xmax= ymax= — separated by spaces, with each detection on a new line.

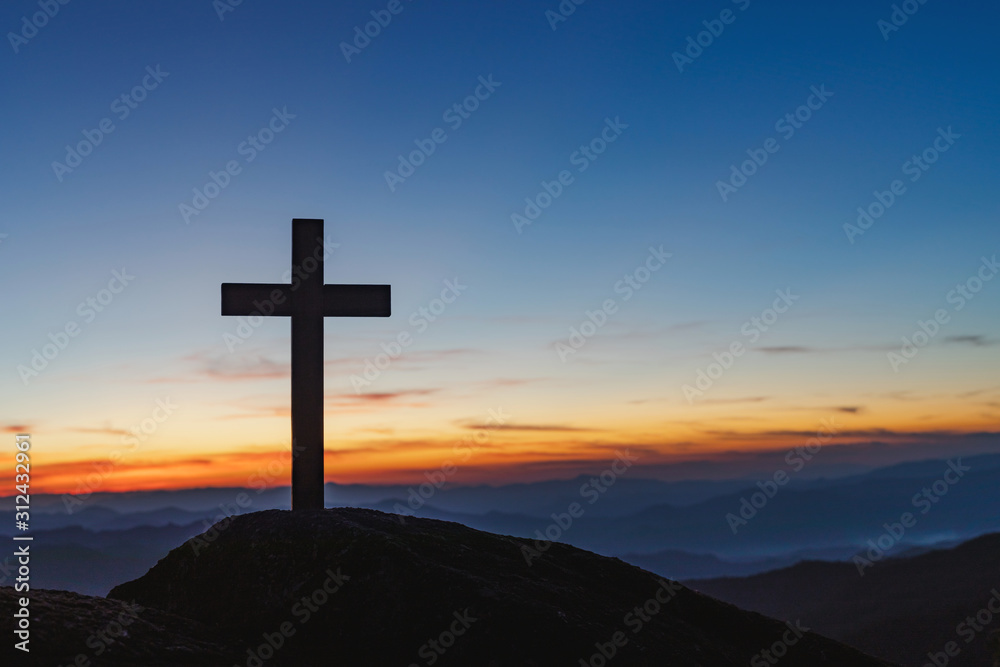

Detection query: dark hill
xmin=103 ymin=508 xmax=895 ymax=665
xmin=687 ymin=532 xmax=1000 ymax=666
xmin=0 ymin=587 xmax=233 ymax=666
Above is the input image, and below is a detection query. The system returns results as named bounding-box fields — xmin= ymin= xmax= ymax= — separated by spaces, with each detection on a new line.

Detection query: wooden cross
xmin=221 ymin=218 xmax=390 ymax=510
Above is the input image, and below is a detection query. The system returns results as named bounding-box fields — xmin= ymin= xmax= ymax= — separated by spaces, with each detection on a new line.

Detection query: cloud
xmin=945 ymin=335 xmax=997 ymax=347
xmin=150 ymin=345 xmax=481 ymax=385
xmin=700 ymin=396 xmax=770 ymax=405
xmin=216 ymin=405 xmax=291 ymax=421
xmin=752 ymin=343 xmax=901 ymax=355
xmin=958 ymin=386 xmax=1000 ymax=399
xmin=144 ymin=348 xmax=291 ymax=383
xmin=547 ymin=322 xmax=710 ymax=351
xmin=700 ymin=427 xmax=964 ymax=440
xmin=333 ymin=347 xmax=481 ymax=367
xmin=3 ymin=424 xmax=32 ymax=434
xmin=67 ymin=426 xmax=131 ymax=436
xmin=335 ymin=389 xmax=440 ymax=403
xmin=217 ymin=389 xmax=442 ymax=420
xmin=393 ymin=348 xmax=480 ymax=364
xmin=459 ymin=423 xmax=602 ymax=433
xmin=197 ymin=353 xmax=289 ymax=381
xmin=883 ymin=391 xmax=920 ymax=401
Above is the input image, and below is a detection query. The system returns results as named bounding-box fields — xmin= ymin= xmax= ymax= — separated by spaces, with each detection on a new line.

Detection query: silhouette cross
xmin=221 ymin=218 xmax=390 ymax=510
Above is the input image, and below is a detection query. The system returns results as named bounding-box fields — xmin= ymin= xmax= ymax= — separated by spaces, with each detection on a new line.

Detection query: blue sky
xmin=2 ymin=0 xmax=998 ymax=491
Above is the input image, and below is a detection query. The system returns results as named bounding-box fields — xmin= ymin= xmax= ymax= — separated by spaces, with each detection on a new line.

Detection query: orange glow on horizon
xmin=20 ymin=408 xmax=998 ymax=496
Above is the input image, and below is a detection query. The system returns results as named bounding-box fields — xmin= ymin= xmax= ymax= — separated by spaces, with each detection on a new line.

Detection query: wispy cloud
xmin=700 ymin=396 xmax=770 ymax=405
xmin=945 ymin=335 xmax=998 ymax=347
xmin=753 ymin=343 xmax=900 ymax=355
xmin=333 ymin=389 xmax=440 ymax=404
xmin=144 ymin=348 xmax=290 ymax=383
xmin=67 ymin=426 xmax=130 ymax=436
xmin=217 ymin=388 xmax=442 ymax=420
xmin=459 ymin=423 xmax=602 ymax=433
xmin=958 ymin=386 xmax=1000 ymax=399
xmin=394 ymin=348 xmax=481 ymax=364
xmin=700 ymin=427 xmax=962 ymax=440
xmin=195 ymin=353 xmax=289 ymax=380
xmin=147 ymin=345 xmax=482 ymax=385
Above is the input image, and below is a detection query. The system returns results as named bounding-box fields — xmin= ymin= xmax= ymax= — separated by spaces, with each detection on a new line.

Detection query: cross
xmin=221 ymin=218 xmax=390 ymax=510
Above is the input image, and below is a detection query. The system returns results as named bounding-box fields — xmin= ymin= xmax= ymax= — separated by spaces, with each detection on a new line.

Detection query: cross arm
xmin=221 ymin=283 xmax=295 ymax=316
xmin=324 ymin=284 xmax=391 ymax=317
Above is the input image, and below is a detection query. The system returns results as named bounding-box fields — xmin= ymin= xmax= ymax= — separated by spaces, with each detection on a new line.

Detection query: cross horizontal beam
xmin=221 ymin=283 xmax=391 ymax=318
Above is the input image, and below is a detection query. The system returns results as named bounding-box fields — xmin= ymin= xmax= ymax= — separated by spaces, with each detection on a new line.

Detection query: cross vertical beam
xmin=291 ymin=219 xmax=325 ymax=511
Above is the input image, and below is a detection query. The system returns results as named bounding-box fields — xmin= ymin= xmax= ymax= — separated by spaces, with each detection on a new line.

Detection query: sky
xmin=2 ymin=0 xmax=998 ymax=496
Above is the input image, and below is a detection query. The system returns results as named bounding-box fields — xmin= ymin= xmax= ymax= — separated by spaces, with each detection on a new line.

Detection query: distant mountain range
xmin=4 ymin=456 xmax=997 ymax=664
xmin=5 ymin=452 xmax=1000 ymax=595
xmin=688 ymin=532 xmax=1000 ymax=667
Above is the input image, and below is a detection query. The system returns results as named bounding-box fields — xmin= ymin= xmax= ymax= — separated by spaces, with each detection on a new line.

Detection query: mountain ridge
xmin=688 ymin=532 xmax=1000 ymax=666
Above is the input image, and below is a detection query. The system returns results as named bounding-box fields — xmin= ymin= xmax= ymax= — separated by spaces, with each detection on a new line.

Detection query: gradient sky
xmin=2 ymin=0 xmax=998 ymax=495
